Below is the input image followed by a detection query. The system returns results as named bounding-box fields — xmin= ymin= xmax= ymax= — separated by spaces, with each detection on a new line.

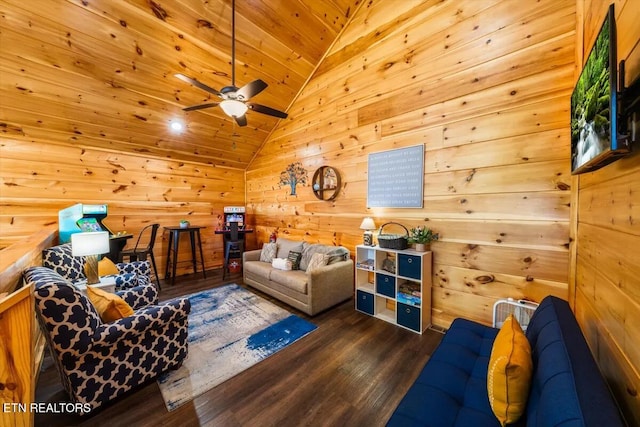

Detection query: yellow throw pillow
xmin=86 ymin=286 xmax=134 ymax=323
xmin=98 ymin=257 xmax=119 ymax=276
xmin=487 ymin=314 xmax=533 ymax=426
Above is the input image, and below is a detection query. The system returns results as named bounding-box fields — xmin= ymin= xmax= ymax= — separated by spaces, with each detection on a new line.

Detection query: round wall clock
xmin=312 ymin=166 xmax=341 ymax=201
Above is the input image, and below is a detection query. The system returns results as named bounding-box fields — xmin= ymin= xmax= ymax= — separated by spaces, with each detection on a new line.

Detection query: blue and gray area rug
xmin=158 ymin=283 xmax=317 ymax=411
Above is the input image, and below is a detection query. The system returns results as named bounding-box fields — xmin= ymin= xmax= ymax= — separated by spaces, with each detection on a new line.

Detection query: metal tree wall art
xmin=279 ymin=162 xmax=308 ymax=196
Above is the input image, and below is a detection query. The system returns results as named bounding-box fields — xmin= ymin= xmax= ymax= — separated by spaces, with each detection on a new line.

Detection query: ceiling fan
xmin=175 ymin=0 xmax=287 ymax=127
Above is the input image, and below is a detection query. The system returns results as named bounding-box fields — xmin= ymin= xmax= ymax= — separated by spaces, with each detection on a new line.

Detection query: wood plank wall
xmin=0 ymin=138 xmax=245 ymax=278
xmin=247 ymin=0 xmax=576 ymax=328
xmin=574 ymin=0 xmax=640 ymax=424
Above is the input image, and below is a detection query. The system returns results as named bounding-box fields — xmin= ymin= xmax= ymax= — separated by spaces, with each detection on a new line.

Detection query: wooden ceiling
xmin=0 ymin=0 xmax=361 ymax=169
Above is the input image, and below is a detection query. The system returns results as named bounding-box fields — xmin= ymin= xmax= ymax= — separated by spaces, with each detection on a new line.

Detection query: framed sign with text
xmin=367 ymin=145 xmax=424 ymax=208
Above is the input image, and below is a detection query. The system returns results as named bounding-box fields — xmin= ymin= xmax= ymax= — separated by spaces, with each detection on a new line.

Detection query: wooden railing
xmin=0 ymin=286 xmax=38 ymax=427
xmin=0 ymin=224 xmax=57 ymax=294
xmin=0 ymin=224 xmax=57 ymax=427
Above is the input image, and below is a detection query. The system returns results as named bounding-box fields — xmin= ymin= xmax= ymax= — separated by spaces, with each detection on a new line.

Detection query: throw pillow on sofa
xmin=300 ymin=244 xmax=349 ymax=271
xmin=487 ymin=314 xmax=533 ymax=426
xmin=86 ymin=286 xmax=134 ymax=323
xmin=300 ymin=244 xmax=329 ymax=271
xmin=260 ymin=242 xmax=278 ymax=263
xmin=272 ymin=258 xmax=292 ymax=270
xmin=275 ymin=238 xmax=304 ymax=259
xmin=98 ymin=257 xmax=119 ymax=276
xmin=287 ymin=251 xmax=302 ymax=270
xmin=306 ymin=252 xmax=329 ymax=273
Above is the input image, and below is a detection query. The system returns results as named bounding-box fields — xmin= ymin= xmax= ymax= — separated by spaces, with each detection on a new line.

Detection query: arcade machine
xmin=220 ymin=206 xmax=248 ymax=275
xmin=58 ymin=203 xmax=132 ymax=261
xmin=224 ymin=206 xmax=246 ymax=228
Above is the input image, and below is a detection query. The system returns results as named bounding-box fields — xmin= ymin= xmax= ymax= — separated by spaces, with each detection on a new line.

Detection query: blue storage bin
xmin=356 ymin=290 xmax=374 ymax=315
xmin=397 ymin=302 xmax=421 ymax=332
xmin=376 ymin=273 xmax=395 ymax=298
xmin=398 ymin=254 xmax=421 ymax=280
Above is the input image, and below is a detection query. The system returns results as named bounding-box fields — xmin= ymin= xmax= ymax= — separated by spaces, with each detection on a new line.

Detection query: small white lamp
xmin=72 ymin=231 xmax=110 ymax=285
xmin=359 ymin=217 xmax=377 ymax=246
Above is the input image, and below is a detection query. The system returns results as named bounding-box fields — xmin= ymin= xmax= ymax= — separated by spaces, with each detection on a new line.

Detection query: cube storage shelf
xmin=355 ymin=244 xmax=432 ymax=334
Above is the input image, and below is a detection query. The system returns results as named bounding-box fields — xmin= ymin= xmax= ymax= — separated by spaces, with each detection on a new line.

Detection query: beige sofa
xmin=243 ymin=238 xmax=354 ymax=315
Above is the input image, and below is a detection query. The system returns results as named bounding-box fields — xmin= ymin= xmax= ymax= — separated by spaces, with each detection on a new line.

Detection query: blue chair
xmin=23 ymin=266 xmax=190 ymax=412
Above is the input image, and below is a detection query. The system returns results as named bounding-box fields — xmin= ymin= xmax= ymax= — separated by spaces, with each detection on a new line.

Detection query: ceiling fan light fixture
xmin=176 ymin=0 xmax=287 ymax=126
xmin=220 ymin=99 xmax=248 ymax=118
xmin=169 ymin=120 xmax=184 ymax=132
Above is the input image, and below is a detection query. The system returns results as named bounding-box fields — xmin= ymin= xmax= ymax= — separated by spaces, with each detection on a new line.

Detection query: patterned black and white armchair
xmin=43 ymin=242 xmax=151 ymax=290
xmin=23 ymin=266 xmax=190 ymax=412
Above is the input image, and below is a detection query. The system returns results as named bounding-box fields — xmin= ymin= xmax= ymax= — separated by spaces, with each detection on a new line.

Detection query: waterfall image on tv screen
xmin=570 ymin=10 xmax=613 ymax=173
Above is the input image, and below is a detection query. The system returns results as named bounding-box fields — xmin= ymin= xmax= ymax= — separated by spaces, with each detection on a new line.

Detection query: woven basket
xmin=377 ymin=222 xmax=409 ymax=250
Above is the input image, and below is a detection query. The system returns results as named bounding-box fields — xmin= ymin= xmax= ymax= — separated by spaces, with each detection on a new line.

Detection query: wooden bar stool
xmin=223 ymin=222 xmax=244 ymax=279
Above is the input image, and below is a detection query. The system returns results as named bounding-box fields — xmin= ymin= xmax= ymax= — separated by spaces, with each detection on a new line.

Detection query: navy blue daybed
xmin=387 ymin=296 xmax=625 ymax=426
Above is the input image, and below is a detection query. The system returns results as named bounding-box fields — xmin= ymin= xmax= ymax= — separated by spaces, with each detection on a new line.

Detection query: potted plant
xmin=408 ymin=226 xmax=439 ymax=252
xmin=179 ymin=219 xmax=190 ymax=229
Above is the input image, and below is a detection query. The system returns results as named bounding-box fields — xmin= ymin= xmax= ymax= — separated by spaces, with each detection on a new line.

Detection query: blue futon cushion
xmin=387 ymin=318 xmax=500 ymax=427
xmin=523 ymin=296 xmax=624 ymax=427
xmin=387 ymin=296 xmax=625 ymax=427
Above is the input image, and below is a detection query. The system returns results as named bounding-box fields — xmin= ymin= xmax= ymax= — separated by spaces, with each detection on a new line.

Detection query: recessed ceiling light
xmin=170 ymin=121 xmax=184 ymax=132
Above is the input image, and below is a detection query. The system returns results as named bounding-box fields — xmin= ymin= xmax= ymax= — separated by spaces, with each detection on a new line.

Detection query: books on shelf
xmin=397 ymin=293 xmax=421 ymax=306
xmin=398 ymin=281 xmax=421 ymax=306
xmin=356 ymin=258 xmax=375 ymax=271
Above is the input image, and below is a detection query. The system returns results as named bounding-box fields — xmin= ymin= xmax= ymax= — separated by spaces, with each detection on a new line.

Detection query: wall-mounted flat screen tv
xmin=570 ymin=4 xmax=629 ymax=175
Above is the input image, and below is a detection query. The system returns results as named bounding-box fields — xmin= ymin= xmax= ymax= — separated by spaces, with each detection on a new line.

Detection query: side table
xmin=164 ymin=225 xmax=207 ymax=286
xmin=75 ymin=276 xmax=117 ymax=294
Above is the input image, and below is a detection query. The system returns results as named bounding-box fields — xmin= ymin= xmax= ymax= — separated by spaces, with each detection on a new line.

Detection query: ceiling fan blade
xmin=247 ymin=103 xmax=288 ymax=119
xmin=236 ymin=79 xmax=268 ymax=100
xmin=183 ymin=102 xmax=219 ymax=111
xmin=175 ymin=73 xmax=221 ymax=97
xmin=234 ymin=115 xmax=248 ymax=127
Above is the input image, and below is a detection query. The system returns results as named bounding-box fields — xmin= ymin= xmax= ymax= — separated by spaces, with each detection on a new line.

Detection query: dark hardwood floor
xmin=35 ymin=269 xmax=443 ymax=427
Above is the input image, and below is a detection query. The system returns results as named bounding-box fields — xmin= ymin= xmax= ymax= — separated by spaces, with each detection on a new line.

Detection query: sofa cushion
xmin=388 ymin=296 xmax=625 ymax=427
xmin=523 ymin=296 xmax=625 ymax=426
xmin=260 ymin=242 xmax=277 ymax=263
xmin=276 ymin=238 xmax=304 ymax=259
xmin=244 ymin=260 xmax=274 ymax=280
xmin=487 ymin=314 xmax=532 ymax=426
xmin=269 ymin=269 xmax=308 ymax=294
xmin=387 ymin=318 xmax=500 ymax=427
